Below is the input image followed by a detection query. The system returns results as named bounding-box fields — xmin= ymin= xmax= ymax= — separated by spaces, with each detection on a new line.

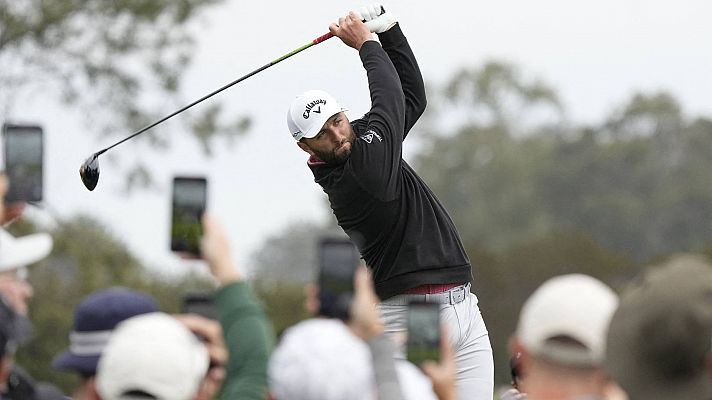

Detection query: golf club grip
xmin=314 ymin=5 xmax=385 ymax=44
xmin=313 ymin=32 xmax=333 ymax=44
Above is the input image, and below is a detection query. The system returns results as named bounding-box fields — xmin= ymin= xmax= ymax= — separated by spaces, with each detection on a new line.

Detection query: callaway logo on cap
xmin=303 ymin=99 xmax=326 ymax=119
xmin=287 ymin=90 xmax=348 ymax=141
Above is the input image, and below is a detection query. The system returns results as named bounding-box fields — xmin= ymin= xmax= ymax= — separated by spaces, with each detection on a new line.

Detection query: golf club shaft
xmin=95 ymin=32 xmax=335 ymax=157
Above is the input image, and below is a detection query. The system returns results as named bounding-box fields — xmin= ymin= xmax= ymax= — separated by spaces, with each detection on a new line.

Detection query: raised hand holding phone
xmin=421 ymin=326 xmax=457 ymax=400
xmin=173 ymin=312 xmax=227 ymax=400
xmin=348 ymin=266 xmax=383 ymax=340
xmin=199 ymin=213 xmax=240 ymax=284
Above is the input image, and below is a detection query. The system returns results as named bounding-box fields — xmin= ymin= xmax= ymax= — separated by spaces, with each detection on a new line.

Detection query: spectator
xmin=0 ymin=217 xmax=63 ymax=399
xmin=498 ymin=353 xmax=526 ymax=400
xmin=269 ymin=266 xmax=440 ymax=400
xmin=0 ymin=228 xmax=52 ymax=317
xmin=199 ymin=214 xmax=274 ymax=399
xmin=0 ymin=277 xmax=64 ymax=400
xmin=0 ymin=170 xmax=48 ymax=319
xmin=51 ymin=287 xmax=159 ymax=399
xmin=172 ymin=313 xmax=229 ymax=400
xmin=269 ymin=318 xmax=437 ymax=400
xmin=95 ymin=312 xmax=209 ymax=400
xmin=0 ymin=290 xmax=22 ymax=395
xmin=90 ymin=214 xmax=272 ymax=400
xmin=509 ymin=274 xmax=619 ymax=400
xmin=269 ymin=318 xmax=378 ymax=400
xmin=605 ymin=254 xmax=712 ymax=400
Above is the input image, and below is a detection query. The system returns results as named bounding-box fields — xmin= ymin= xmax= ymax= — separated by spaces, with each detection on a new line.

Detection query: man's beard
xmin=313 ymin=135 xmax=355 ymax=165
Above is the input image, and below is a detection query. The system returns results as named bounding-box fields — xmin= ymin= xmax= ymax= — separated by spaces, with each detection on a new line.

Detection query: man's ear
xmin=509 ymin=336 xmax=529 ymax=379
xmin=297 ymin=141 xmax=314 ymax=156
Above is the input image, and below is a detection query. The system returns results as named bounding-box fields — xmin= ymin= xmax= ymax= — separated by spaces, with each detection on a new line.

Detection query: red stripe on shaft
xmin=313 ymin=32 xmax=333 ymax=44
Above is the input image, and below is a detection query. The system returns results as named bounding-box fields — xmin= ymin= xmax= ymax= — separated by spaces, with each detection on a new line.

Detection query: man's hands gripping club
xmin=330 ymin=12 xmax=374 ymax=50
xmin=330 ymin=4 xmax=398 ymax=50
xmin=357 ymin=3 xmax=397 ymax=34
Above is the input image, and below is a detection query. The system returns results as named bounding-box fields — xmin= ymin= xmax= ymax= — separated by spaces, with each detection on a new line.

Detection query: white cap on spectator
xmin=269 ymin=318 xmax=375 ymax=400
xmin=0 ymin=228 xmax=52 ymax=272
xmin=96 ymin=312 xmax=209 ymax=400
xmin=516 ymin=274 xmax=618 ymax=366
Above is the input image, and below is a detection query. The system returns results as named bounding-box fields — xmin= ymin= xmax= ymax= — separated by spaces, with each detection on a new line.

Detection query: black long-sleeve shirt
xmin=308 ymin=25 xmax=472 ymax=300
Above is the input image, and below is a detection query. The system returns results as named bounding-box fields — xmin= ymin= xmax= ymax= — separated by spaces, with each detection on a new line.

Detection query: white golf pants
xmin=379 ymin=289 xmax=494 ymax=400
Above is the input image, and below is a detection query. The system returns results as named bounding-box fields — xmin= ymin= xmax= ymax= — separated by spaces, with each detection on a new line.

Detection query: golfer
xmin=286 ymin=5 xmax=493 ymax=399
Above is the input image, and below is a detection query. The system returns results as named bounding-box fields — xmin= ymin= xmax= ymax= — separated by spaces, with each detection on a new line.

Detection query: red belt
xmin=403 ymin=282 xmax=465 ymax=294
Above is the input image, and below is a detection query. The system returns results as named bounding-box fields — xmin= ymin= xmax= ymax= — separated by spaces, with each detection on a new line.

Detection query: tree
xmin=541 ymin=93 xmax=712 ymax=260
xmin=416 ymin=60 xmax=567 ymax=250
xmin=249 ymin=217 xmax=348 ymax=335
xmin=250 ymin=219 xmax=344 ymax=285
xmin=417 ymin=61 xmax=712 ymax=261
xmin=417 ymin=123 xmax=559 ymax=251
xmin=441 ymin=61 xmax=565 ymax=135
xmin=0 ymin=0 xmax=249 ymax=187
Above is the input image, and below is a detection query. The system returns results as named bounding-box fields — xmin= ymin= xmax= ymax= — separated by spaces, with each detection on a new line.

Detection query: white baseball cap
xmin=516 ymin=274 xmax=618 ymax=366
xmin=268 ymin=318 xmax=374 ymax=400
xmin=287 ymin=90 xmax=348 ymax=141
xmin=0 ymin=228 xmax=52 ymax=272
xmin=96 ymin=312 xmax=209 ymax=400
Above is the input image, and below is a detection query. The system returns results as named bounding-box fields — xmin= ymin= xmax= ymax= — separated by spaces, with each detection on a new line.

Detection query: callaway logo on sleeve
xmin=359 ymin=129 xmax=383 ymax=144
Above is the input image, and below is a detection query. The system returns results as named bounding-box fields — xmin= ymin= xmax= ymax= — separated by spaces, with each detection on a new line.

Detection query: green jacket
xmin=215 ymin=281 xmax=274 ymax=400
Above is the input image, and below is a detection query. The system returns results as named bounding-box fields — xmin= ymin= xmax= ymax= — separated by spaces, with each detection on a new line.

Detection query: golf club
xmin=79 ymin=31 xmax=336 ymax=191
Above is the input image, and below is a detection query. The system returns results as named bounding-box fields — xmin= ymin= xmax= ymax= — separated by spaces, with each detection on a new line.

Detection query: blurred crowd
xmin=2 ymin=170 xmax=712 ymax=400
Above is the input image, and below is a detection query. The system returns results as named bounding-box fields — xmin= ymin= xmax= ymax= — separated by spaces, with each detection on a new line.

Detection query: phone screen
xmin=317 ymin=237 xmax=360 ymax=320
xmin=170 ymin=177 xmax=207 ymax=256
xmin=3 ymin=124 xmax=43 ymax=202
xmin=407 ymin=302 xmax=441 ymax=366
xmin=181 ymin=292 xmax=216 ymax=320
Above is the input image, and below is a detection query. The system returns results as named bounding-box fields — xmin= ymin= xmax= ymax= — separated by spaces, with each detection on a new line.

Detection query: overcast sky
xmin=5 ymin=0 xmax=712 ymax=276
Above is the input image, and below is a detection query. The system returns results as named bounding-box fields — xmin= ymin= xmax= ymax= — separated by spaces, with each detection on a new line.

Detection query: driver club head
xmin=79 ymin=153 xmax=100 ymax=191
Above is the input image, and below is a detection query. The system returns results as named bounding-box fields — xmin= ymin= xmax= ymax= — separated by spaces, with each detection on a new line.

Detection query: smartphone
xmin=181 ymin=292 xmax=216 ymax=320
xmin=2 ymin=124 xmax=43 ymax=203
xmin=317 ymin=237 xmax=360 ymax=320
xmin=170 ymin=176 xmax=207 ymax=257
xmin=407 ymin=301 xmax=441 ymax=366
